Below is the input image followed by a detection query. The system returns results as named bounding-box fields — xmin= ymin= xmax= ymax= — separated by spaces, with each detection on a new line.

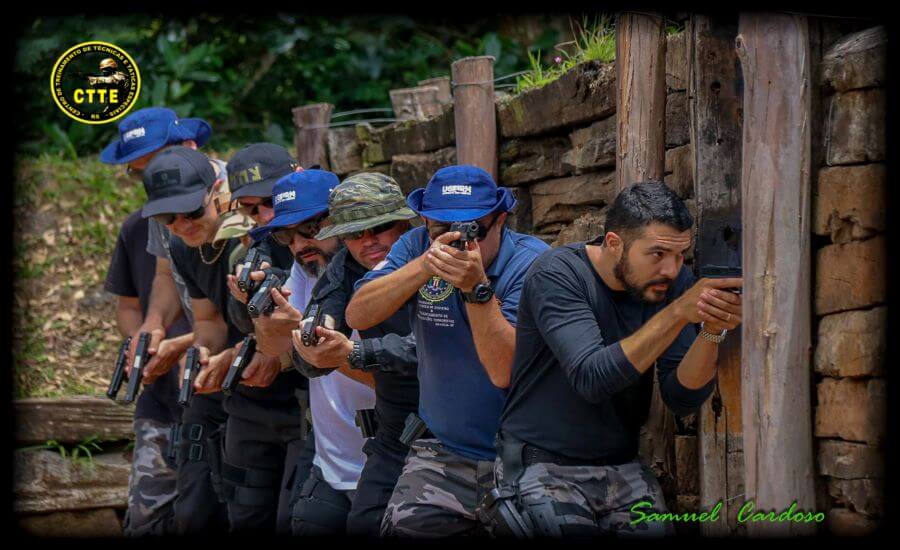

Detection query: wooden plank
xmin=615 ymin=12 xmax=667 ymax=189
xmin=15 ymin=397 xmax=135 ymax=445
xmin=451 ymin=56 xmax=498 ymax=179
xmin=688 ymin=14 xmax=745 ymax=536
xmin=737 ymin=13 xmax=816 ymax=536
xmin=389 ymin=85 xmax=444 ymax=121
xmin=418 ymin=76 xmax=453 ymax=105
xmin=14 ymin=450 xmax=130 ymax=513
xmin=292 ymin=103 xmax=333 ymax=169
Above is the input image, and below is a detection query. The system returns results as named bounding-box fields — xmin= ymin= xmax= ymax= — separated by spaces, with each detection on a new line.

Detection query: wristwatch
xmin=698 ymin=322 xmax=727 ymax=343
xmin=347 ymin=340 xmax=382 ymax=372
xmin=461 ymin=281 xmax=495 ymax=304
xmin=347 ymin=340 xmax=364 ymax=370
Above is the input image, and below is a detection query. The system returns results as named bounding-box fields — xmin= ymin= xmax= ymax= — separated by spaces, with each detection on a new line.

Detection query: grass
xmin=20 ymin=436 xmax=106 ymax=470
xmin=515 ymin=15 xmax=617 ymax=94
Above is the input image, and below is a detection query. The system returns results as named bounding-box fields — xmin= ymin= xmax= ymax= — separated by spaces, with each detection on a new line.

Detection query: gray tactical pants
xmin=493 ymin=457 xmax=675 ymax=538
xmin=381 ymin=438 xmax=494 ymax=538
xmin=122 ymin=418 xmax=177 ymax=537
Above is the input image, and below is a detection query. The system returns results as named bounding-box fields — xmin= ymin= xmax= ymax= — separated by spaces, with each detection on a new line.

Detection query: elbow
xmin=345 ymin=298 xmax=374 ymax=330
xmin=488 ymin=369 xmax=511 ymax=389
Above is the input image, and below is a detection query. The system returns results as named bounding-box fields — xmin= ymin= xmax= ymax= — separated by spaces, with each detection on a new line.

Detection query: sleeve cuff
xmin=609 ymin=341 xmax=641 ymax=386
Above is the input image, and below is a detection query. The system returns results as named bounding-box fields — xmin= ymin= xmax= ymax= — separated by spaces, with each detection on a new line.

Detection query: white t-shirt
xmin=286 ymin=262 xmax=375 ymax=491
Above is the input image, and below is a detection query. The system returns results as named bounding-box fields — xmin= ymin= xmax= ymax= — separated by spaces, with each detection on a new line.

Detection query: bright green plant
xmin=20 ymin=436 xmax=105 ymax=469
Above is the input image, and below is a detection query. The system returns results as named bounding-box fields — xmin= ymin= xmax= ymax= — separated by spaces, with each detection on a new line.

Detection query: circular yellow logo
xmin=50 ymin=41 xmax=141 ymax=125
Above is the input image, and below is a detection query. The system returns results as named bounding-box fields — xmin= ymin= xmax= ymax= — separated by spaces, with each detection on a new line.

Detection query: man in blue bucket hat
xmin=99 ymin=107 xmax=230 ymax=535
xmin=244 ymin=170 xmax=376 ymax=535
xmin=346 ymin=165 xmax=550 ymax=536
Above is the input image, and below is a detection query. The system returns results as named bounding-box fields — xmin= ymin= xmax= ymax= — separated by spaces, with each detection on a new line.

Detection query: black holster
xmin=476 ymin=431 xmax=535 ymax=539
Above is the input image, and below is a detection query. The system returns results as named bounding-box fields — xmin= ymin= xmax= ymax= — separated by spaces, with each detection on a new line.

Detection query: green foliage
xmin=21 ymin=436 xmax=105 ymax=469
xmin=15 ymin=15 xmax=559 ymax=157
xmin=515 ymin=15 xmax=616 ymax=94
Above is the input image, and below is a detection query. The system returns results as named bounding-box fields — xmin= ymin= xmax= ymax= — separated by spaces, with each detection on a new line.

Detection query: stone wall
xmin=812 ymin=26 xmax=886 ymax=536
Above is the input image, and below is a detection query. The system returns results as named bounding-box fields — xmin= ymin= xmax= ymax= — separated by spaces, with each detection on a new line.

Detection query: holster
xmin=167 ymin=422 xmax=181 ymax=463
xmin=398 ymin=413 xmax=429 ymax=447
xmin=204 ymin=423 xmax=227 ymax=504
xmin=476 ymin=431 xmax=535 ymax=539
xmin=355 ymin=408 xmax=378 ymax=439
xmin=295 ymin=388 xmax=311 ymax=440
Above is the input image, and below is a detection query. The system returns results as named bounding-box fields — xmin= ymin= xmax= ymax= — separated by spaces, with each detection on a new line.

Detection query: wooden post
xmin=737 ymin=13 xmax=816 ymax=536
xmin=615 ymin=10 xmax=676 ymax=509
xmin=292 ymin=103 xmax=333 ymax=169
xmin=451 ymin=56 xmax=497 ymax=179
xmin=615 ymin=12 xmax=667 ymax=190
xmin=689 ymin=15 xmax=745 ymax=536
xmin=418 ymin=76 xmax=453 ymax=105
xmin=389 ymin=85 xmax=443 ymax=120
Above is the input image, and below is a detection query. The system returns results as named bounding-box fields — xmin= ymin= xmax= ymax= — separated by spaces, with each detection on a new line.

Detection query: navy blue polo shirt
xmin=357 ymin=225 xmax=549 ymax=461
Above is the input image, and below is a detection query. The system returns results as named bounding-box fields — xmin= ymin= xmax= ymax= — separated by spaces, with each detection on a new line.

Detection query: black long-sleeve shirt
xmin=499 ymin=242 xmax=715 ymax=462
xmin=305 ymin=247 xmax=419 ymax=454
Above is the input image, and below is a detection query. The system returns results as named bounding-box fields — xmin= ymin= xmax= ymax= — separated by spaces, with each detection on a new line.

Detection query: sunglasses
xmin=341 ymin=221 xmax=399 ymax=241
xmin=152 ymin=192 xmax=212 ymax=226
xmin=271 ymin=215 xmax=327 ymax=246
xmin=236 ymin=197 xmax=274 ymax=218
xmin=125 ymin=165 xmax=144 ymax=182
xmin=425 ymin=214 xmax=499 ymax=242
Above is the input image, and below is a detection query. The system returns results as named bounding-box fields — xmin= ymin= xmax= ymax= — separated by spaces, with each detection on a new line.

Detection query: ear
xmin=604 ymin=231 xmax=623 ymax=251
xmin=182 ymin=139 xmax=198 ymax=150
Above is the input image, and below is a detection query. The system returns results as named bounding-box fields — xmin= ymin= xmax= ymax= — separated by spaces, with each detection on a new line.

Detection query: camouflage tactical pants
xmin=493 ymin=458 xmax=675 ymax=538
xmin=381 ymin=438 xmax=495 ymax=537
xmin=122 ymin=418 xmax=178 ymax=537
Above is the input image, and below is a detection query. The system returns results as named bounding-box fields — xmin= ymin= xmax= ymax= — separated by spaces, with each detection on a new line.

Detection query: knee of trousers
xmin=179 ymin=422 xmax=227 ymax=502
xmin=291 ymin=475 xmax=351 ymax=535
xmin=221 ymin=460 xmax=282 ymax=509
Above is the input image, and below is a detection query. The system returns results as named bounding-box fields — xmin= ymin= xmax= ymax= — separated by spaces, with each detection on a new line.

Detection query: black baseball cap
xmin=227 ymin=143 xmax=298 ymax=200
xmin=141 ymin=146 xmax=218 ymax=218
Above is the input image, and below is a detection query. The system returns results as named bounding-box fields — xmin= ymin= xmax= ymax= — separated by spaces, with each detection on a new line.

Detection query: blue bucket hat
xmin=406 ymin=165 xmax=516 ymax=222
xmin=99 ymin=107 xmax=212 ymax=164
xmin=249 ymin=170 xmax=340 ymax=242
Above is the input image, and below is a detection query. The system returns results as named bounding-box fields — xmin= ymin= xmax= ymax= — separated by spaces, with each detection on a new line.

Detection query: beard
xmin=613 ymin=250 xmax=672 ymax=304
xmin=295 ymin=246 xmax=336 ymax=278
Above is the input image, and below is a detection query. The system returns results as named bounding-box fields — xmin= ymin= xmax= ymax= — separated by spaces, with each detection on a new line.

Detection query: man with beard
xmin=246 ymin=170 xmax=376 ymax=535
xmin=290 ymin=173 xmax=419 ymax=535
xmin=345 ymin=165 xmax=549 ymax=537
xmin=100 ymin=108 xmax=230 ymax=534
xmin=194 ymin=142 xmax=314 ymax=533
xmin=485 ymin=181 xmax=743 ymax=538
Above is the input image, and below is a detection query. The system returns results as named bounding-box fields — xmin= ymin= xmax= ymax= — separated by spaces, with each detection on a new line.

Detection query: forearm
xmin=335 ymin=364 xmax=376 ymax=389
xmin=166 ymin=332 xmax=196 ymax=357
xmin=193 ymin=320 xmax=228 ymax=354
xmin=116 ymin=300 xmax=143 ymax=338
xmin=145 ymin=260 xmax=185 ymax=329
xmin=619 ymin=301 xmax=691 ymax=374
xmin=346 ymin=256 xmax=430 ymax=330
xmin=675 ymin=336 xmax=718 ymax=390
xmin=467 ymin=300 xmax=516 ymax=388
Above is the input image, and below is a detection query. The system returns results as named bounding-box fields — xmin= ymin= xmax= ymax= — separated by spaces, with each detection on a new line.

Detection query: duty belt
xmin=521 ymin=443 xmax=634 ymax=468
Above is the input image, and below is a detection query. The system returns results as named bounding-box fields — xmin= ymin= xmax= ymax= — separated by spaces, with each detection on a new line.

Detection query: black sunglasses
xmin=271 ymin=215 xmax=327 ymax=246
xmin=236 ymin=197 xmax=274 ymax=218
xmin=341 ymin=221 xmax=399 ymax=241
xmin=152 ymin=192 xmax=212 ymax=226
xmin=425 ymin=214 xmax=499 ymax=242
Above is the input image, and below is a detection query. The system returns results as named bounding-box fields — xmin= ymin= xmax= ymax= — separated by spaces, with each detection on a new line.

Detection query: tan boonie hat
xmin=314 ymin=172 xmax=417 ymax=240
xmin=214 ymin=210 xmax=256 ymax=244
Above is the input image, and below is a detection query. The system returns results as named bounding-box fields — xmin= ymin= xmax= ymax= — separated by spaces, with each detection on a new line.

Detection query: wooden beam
xmin=418 ymin=76 xmax=453 ymax=106
xmin=615 ymin=12 xmax=667 ymax=190
xmin=451 ymin=56 xmax=498 ymax=179
xmin=689 ymin=15 xmax=746 ymax=536
xmin=292 ymin=103 xmax=333 ymax=170
xmin=737 ymin=13 xmax=816 ymax=536
xmin=14 ymin=397 xmax=135 ymax=445
xmin=390 ymin=85 xmax=444 ymax=121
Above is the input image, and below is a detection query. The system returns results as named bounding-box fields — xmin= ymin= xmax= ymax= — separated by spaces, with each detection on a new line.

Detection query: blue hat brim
xmin=99 ymin=117 xmax=213 ymax=164
xmin=248 ymin=206 xmax=329 ymax=242
xmin=406 ymin=187 xmax=517 ymax=222
xmin=141 ymin=187 xmax=209 ymax=218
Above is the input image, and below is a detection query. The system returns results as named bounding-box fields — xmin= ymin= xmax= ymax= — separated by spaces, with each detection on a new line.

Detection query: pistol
xmin=123 ymin=332 xmax=151 ymax=403
xmin=237 ymin=248 xmax=262 ymax=294
xmin=697 ymin=220 xmax=743 ymax=294
xmin=301 ymin=303 xmax=325 ymax=347
xmin=247 ymin=269 xmax=287 ymax=318
xmin=222 ymin=336 xmax=257 ymax=395
xmin=179 ymin=347 xmax=200 ymax=407
xmin=106 ymin=336 xmax=132 ymax=401
xmin=449 ymin=221 xmax=479 ymax=250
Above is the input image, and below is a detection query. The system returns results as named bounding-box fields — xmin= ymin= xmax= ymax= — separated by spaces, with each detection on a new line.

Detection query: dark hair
xmin=604 ymin=181 xmax=693 ymax=245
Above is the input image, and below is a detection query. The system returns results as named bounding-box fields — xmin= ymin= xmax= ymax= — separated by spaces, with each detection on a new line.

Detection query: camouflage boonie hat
xmin=314 ymin=172 xmax=417 ymax=240
xmin=213 ymin=210 xmax=255 ymax=244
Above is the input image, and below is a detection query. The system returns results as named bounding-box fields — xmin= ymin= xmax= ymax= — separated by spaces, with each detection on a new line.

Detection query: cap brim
xmin=230 ymin=177 xmax=281 ymax=200
xmin=406 ymin=187 xmax=517 ymax=222
xmin=314 ymin=207 xmax=417 ymax=240
xmin=99 ymin=139 xmax=166 ymax=165
xmin=248 ymin=206 xmax=329 ymax=242
xmin=141 ymin=187 xmax=208 ymax=218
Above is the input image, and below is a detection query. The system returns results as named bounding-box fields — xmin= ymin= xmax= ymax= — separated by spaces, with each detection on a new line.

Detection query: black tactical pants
xmin=345 ymin=438 xmax=408 ymax=536
xmin=174 ymin=392 xmax=230 ymax=534
xmin=222 ymin=384 xmax=312 ymax=534
xmin=292 ymin=464 xmax=355 ymax=536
